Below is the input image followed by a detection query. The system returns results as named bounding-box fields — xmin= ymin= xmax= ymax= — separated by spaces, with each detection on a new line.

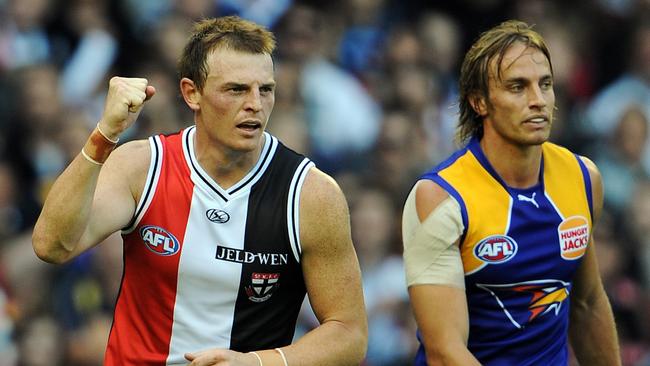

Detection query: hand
xmin=184 ymin=349 xmax=260 ymax=366
xmin=98 ymin=76 xmax=156 ymax=140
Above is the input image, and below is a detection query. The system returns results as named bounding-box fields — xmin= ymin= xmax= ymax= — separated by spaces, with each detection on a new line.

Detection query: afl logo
xmin=206 ymin=209 xmax=230 ymax=223
xmin=474 ymin=235 xmax=518 ymax=264
xmin=140 ymin=225 xmax=180 ymax=256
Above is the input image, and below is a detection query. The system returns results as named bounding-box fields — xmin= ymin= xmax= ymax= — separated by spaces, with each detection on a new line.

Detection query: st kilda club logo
xmin=245 ymin=273 xmax=280 ymax=302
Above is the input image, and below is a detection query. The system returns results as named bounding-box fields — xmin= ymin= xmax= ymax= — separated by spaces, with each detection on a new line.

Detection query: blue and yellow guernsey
xmin=417 ymin=137 xmax=593 ymax=365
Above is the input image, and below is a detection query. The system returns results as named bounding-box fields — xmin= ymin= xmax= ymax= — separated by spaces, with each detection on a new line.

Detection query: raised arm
xmin=405 ymin=180 xmax=480 ymax=366
xmin=569 ymin=157 xmax=621 ymax=365
xmin=32 ymin=77 xmax=155 ymax=264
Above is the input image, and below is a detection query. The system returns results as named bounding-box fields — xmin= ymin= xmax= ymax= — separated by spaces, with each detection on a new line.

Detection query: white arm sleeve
xmin=402 ymin=182 xmax=465 ymax=288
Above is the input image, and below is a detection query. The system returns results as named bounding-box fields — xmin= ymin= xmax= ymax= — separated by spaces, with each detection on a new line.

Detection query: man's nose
xmin=245 ymin=89 xmax=262 ymax=112
xmin=528 ymin=85 xmax=547 ymax=109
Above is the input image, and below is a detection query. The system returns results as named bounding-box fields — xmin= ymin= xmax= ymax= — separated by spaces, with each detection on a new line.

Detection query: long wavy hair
xmin=456 ymin=20 xmax=553 ymax=144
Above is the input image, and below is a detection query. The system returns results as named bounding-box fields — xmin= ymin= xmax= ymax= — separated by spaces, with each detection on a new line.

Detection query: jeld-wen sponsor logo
xmin=215 ymin=245 xmax=288 ymax=266
xmin=558 ymin=216 xmax=589 ymax=260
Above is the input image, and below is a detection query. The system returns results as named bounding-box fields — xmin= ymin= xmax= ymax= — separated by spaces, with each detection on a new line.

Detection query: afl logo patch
xmin=558 ymin=216 xmax=589 ymax=260
xmin=140 ymin=225 xmax=180 ymax=256
xmin=474 ymin=235 xmax=518 ymax=264
xmin=206 ymin=209 xmax=230 ymax=223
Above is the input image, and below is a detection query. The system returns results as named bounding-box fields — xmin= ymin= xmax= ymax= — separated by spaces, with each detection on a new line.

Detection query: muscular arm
xmin=283 ymin=168 xmax=367 ymax=365
xmin=32 ymin=140 xmax=149 ymax=263
xmin=569 ymin=157 xmax=621 ymax=365
xmin=406 ymin=180 xmax=480 ymax=366
xmin=32 ymin=77 xmax=154 ymax=263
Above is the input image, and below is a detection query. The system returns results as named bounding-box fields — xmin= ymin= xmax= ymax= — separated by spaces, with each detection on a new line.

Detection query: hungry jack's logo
xmin=558 ymin=216 xmax=590 ymax=260
xmin=477 ymin=279 xmax=570 ymax=329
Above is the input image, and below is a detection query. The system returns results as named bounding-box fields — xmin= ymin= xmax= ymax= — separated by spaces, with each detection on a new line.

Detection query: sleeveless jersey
xmin=105 ymin=126 xmax=314 ymax=365
xmin=415 ymin=137 xmax=593 ymax=366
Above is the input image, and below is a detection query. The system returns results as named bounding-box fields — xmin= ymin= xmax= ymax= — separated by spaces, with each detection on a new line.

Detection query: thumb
xmin=128 ymin=85 xmax=156 ymax=114
xmin=184 ymin=352 xmax=196 ymax=361
xmin=144 ymin=85 xmax=156 ymax=101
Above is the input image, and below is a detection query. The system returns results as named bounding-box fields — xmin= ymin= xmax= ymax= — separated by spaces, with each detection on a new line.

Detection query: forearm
xmin=424 ymin=343 xmax=480 ymax=366
xmin=33 ymin=151 xmax=103 ymax=263
xmin=569 ymin=290 xmax=621 ymax=366
xmin=285 ymin=318 xmax=367 ymax=366
xmin=32 ymin=125 xmax=119 ymax=263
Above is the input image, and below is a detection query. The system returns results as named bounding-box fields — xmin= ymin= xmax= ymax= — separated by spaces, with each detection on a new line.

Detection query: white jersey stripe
xmin=287 ymin=159 xmax=314 ymax=263
xmin=165 ymin=188 xmax=252 ymax=365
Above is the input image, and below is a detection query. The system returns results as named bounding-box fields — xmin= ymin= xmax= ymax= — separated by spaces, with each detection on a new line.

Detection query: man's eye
xmin=510 ymin=84 xmax=523 ymax=92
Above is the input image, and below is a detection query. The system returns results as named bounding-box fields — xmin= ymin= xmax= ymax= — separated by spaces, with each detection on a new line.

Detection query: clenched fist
xmin=98 ymin=77 xmax=156 ymax=140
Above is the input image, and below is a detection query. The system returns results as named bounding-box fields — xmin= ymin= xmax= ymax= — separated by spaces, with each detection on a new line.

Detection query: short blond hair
xmin=178 ymin=16 xmax=276 ymax=91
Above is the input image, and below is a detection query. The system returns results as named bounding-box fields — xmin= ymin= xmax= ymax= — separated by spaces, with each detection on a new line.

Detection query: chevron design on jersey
xmin=477 ymin=280 xmax=570 ymax=329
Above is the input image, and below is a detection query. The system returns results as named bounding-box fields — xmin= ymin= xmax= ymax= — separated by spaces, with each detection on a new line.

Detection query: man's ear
xmin=180 ymin=77 xmax=201 ymax=111
xmin=469 ymin=93 xmax=488 ymax=117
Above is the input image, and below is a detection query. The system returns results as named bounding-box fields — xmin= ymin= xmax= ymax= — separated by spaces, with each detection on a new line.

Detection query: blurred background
xmin=0 ymin=0 xmax=649 ymax=364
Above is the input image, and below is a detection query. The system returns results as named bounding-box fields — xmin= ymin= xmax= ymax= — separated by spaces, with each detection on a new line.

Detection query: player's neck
xmin=193 ymin=134 xmax=265 ymax=190
xmin=480 ymin=136 xmax=542 ymax=189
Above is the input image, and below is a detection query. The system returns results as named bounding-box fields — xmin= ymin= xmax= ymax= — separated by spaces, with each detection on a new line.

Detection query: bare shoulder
xmin=100 ymin=139 xmax=152 ymax=201
xmin=578 ymin=156 xmax=602 ymax=183
xmin=414 ymin=179 xmax=450 ymax=221
xmin=578 ymin=155 xmax=604 ymax=221
xmin=299 ymin=168 xmax=350 ymax=252
xmin=300 ymin=167 xmax=346 ymax=209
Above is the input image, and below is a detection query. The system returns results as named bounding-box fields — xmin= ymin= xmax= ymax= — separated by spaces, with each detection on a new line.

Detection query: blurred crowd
xmin=0 ymin=0 xmax=649 ymax=365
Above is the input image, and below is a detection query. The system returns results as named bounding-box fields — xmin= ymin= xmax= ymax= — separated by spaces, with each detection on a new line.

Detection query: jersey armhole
xmin=122 ymin=136 xmax=164 ymax=234
xmin=427 ymin=175 xmax=469 ymax=247
xmin=286 ymin=158 xmax=315 ymax=263
xmin=574 ymin=154 xmax=594 ymax=222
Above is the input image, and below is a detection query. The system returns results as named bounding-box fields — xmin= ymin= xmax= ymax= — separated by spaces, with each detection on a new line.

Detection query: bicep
xmin=77 ymin=142 xmax=148 ymax=256
xmin=299 ymin=169 xmax=365 ymax=324
xmin=409 ymin=284 xmax=473 ymax=360
xmin=572 ymin=156 xmax=606 ymax=304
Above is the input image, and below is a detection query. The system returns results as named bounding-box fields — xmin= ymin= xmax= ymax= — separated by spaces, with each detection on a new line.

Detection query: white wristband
xmin=250 ymin=351 xmax=263 ymax=366
xmin=96 ymin=123 xmax=119 ymax=144
xmin=275 ymin=348 xmax=288 ymax=366
xmin=81 ymin=148 xmax=103 ymax=166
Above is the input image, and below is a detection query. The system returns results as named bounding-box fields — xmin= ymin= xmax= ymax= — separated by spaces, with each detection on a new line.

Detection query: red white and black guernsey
xmin=105 ymin=126 xmax=314 ymax=365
